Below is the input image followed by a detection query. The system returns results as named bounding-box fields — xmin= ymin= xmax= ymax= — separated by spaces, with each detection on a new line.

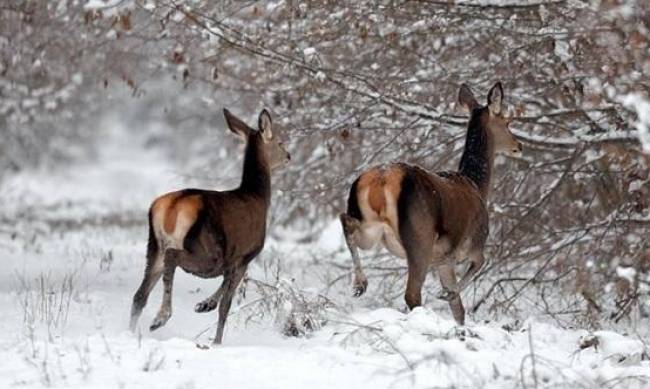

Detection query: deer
xmin=129 ymin=108 xmax=290 ymax=345
xmin=339 ymin=82 xmax=522 ymax=325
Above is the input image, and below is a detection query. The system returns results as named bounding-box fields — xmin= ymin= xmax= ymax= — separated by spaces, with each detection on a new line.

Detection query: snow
xmin=616 ymin=266 xmax=637 ymax=284
xmin=554 ymin=40 xmax=571 ymax=61
xmin=303 ymin=47 xmax=317 ymax=58
xmin=620 ymin=93 xmax=650 ymax=153
xmin=0 ymin=118 xmax=648 ymax=388
xmin=316 ymin=218 xmax=344 ymax=253
xmin=83 ymin=0 xmax=128 ymax=11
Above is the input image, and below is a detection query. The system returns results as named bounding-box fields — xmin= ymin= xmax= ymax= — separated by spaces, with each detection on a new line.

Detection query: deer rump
xmin=348 ymin=164 xmax=488 ymax=261
xmin=150 ymin=189 xmax=267 ymax=278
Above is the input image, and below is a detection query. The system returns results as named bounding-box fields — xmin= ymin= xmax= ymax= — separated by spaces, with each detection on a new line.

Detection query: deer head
xmin=223 ymin=108 xmax=291 ymax=169
xmin=458 ymin=82 xmax=523 ymax=157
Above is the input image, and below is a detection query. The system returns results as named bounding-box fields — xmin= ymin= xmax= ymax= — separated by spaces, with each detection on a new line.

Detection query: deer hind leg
xmin=404 ymin=256 xmax=428 ymax=310
xmin=214 ymin=266 xmax=247 ymax=345
xmin=340 ymin=213 xmax=369 ymax=297
xmin=400 ymin=207 xmax=434 ymax=310
xmin=456 ymin=250 xmax=485 ymax=293
xmin=130 ymin=248 xmax=163 ymax=331
xmin=149 ymin=248 xmax=184 ymax=331
xmin=195 ymin=278 xmax=226 ymax=313
xmin=437 ymin=263 xmax=465 ymax=325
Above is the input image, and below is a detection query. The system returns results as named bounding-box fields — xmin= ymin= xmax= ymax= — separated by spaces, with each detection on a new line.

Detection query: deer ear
xmin=458 ymin=84 xmax=479 ymax=113
xmin=258 ymin=109 xmax=273 ymax=141
xmin=223 ymin=108 xmax=251 ymax=140
xmin=487 ymin=82 xmax=503 ymax=115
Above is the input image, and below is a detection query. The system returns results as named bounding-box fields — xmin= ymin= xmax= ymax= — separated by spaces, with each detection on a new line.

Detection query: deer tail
xmin=146 ymin=208 xmax=158 ymax=261
xmin=346 ymin=177 xmax=363 ymax=221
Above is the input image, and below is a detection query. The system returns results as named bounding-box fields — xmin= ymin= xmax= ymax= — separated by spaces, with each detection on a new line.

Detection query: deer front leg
xmin=195 ymin=278 xmax=226 ymax=313
xmin=340 ymin=213 xmax=367 ymax=297
xmin=214 ymin=266 xmax=247 ymax=345
xmin=150 ymin=248 xmax=181 ymax=331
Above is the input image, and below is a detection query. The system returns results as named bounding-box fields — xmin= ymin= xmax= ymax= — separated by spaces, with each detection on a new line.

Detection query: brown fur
xmin=163 ymin=195 xmax=203 ymax=234
xmin=356 ymin=166 xmax=404 ymax=225
xmin=154 ymin=193 xmax=203 ymax=235
xmin=358 ymin=170 xmax=386 ymax=215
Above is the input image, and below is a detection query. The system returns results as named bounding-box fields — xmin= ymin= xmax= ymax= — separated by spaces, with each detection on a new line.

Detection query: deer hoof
xmin=149 ymin=311 xmax=171 ymax=331
xmin=352 ymin=280 xmax=368 ymax=297
xmin=436 ymin=287 xmax=458 ymax=301
xmin=194 ymin=299 xmax=218 ymax=313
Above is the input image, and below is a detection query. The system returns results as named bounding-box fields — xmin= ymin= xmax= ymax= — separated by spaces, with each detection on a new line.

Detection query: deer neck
xmin=458 ymin=112 xmax=494 ymax=200
xmin=239 ymin=134 xmax=271 ymax=201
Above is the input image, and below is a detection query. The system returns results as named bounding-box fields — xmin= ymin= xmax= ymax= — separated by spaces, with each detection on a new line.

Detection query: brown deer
xmin=340 ymin=82 xmax=522 ymax=325
xmin=129 ymin=108 xmax=290 ymax=344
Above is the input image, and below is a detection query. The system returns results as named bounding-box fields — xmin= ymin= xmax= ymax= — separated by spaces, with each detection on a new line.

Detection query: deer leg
xmin=195 ymin=278 xmax=226 ymax=313
xmin=213 ymin=266 xmax=247 ymax=345
xmin=340 ymin=213 xmax=367 ymax=297
xmin=150 ymin=248 xmax=181 ymax=331
xmin=437 ymin=263 xmax=465 ymax=325
xmin=130 ymin=251 xmax=163 ymax=331
xmin=456 ymin=251 xmax=485 ymax=293
xmin=404 ymin=256 xmax=428 ymax=310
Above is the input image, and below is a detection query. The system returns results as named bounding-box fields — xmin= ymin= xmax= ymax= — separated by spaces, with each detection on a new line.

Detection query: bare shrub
xmin=99 ymin=250 xmax=114 ymax=273
xmin=14 ymin=270 xmax=77 ymax=343
xmin=244 ymin=276 xmax=335 ymax=338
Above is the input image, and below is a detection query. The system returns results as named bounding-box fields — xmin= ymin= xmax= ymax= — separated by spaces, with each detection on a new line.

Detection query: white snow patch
xmin=616 ymin=266 xmax=637 ymax=284
xmin=620 ymin=93 xmax=650 ymax=153
xmin=317 ymin=218 xmax=345 ymax=253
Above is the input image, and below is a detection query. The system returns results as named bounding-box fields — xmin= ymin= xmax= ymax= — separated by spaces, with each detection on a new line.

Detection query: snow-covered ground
xmin=1 ymin=120 xmax=648 ymax=388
